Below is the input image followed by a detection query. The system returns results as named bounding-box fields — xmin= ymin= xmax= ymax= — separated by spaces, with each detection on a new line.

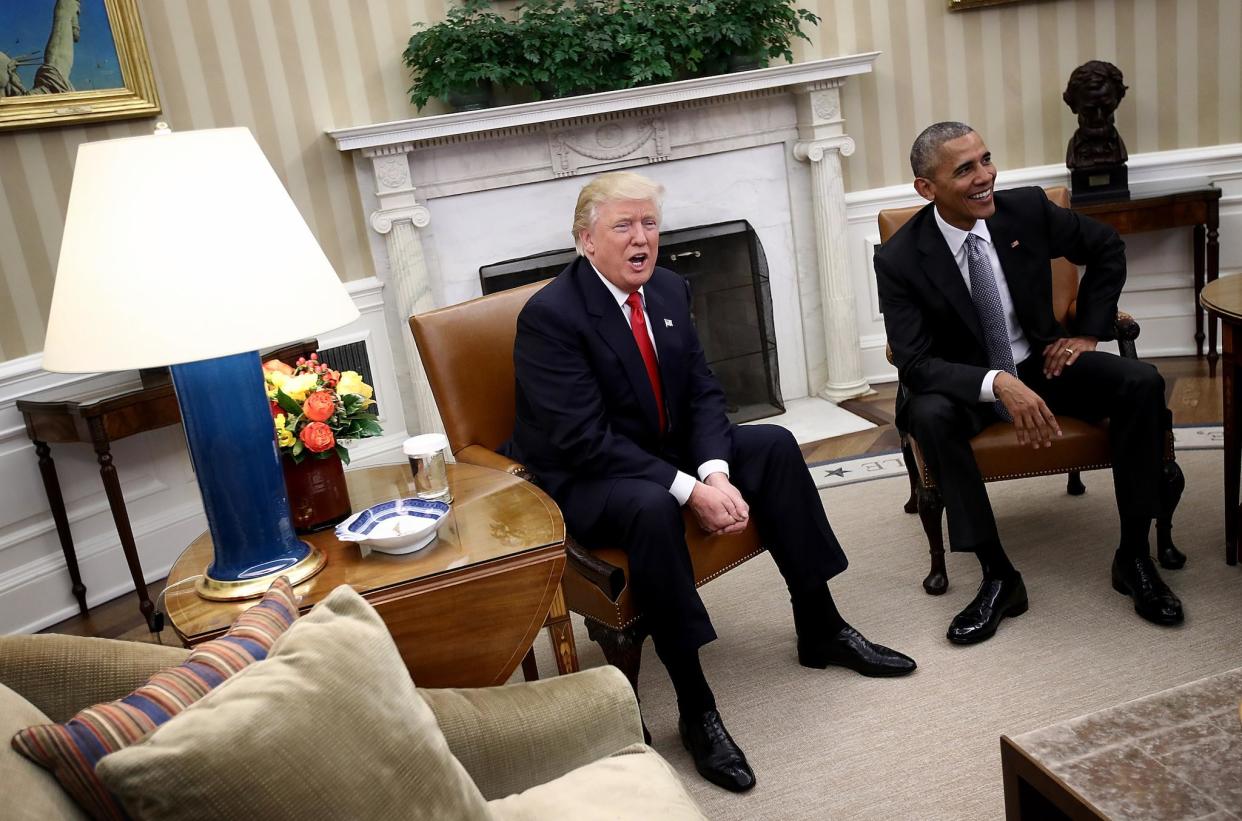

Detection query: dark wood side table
xmin=164 ymin=462 xmax=579 ymax=687
xmin=1199 ymin=276 xmax=1242 ymax=566
xmin=17 ymin=380 xmax=181 ymax=631
xmin=1073 ymin=187 xmax=1221 ymax=374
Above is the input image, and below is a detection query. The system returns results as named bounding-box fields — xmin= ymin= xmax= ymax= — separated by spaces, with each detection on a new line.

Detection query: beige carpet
xmin=527 ymin=449 xmax=1242 ymax=820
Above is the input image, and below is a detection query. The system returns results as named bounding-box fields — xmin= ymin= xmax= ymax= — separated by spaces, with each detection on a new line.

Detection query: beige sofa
xmin=1 ymin=632 xmax=703 ymax=820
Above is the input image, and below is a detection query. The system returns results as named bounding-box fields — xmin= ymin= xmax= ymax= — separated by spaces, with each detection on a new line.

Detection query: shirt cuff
xmin=979 ymin=369 xmax=1001 ymax=402
xmin=697 ymin=460 xmax=730 ymax=482
xmin=669 ymin=471 xmax=697 ymax=507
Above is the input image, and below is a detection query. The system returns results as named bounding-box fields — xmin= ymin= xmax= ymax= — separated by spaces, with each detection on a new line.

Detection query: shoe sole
xmin=946 ymin=597 xmax=1028 ymax=645
xmin=1111 ymin=570 xmax=1185 ymax=626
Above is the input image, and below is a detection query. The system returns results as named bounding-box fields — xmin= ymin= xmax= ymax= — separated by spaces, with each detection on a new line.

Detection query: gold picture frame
xmin=948 ymin=0 xmax=1030 ymax=10
xmin=1 ymin=0 xmax=160 ymax=132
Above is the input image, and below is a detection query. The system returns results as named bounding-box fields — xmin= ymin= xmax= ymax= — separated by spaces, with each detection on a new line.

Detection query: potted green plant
xmin=403 ymin=0 xmax=515 ymax=111
xmin=697 ymin=0 xmax=820 ymax=73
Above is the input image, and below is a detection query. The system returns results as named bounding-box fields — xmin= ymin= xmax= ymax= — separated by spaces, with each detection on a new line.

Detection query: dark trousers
xmin=565 ymin=424 xmax=848 ymax=658
xmin=904 ymin=351 xmax=1166 ymax=552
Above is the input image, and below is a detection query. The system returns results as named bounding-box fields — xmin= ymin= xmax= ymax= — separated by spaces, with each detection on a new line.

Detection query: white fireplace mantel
xmin=328 ymin=53 xmax=880 ymax=435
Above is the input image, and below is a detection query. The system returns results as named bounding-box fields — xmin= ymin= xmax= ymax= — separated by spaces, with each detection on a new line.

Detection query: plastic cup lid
xmin=403 ymin=433 xmax=448 ymax=456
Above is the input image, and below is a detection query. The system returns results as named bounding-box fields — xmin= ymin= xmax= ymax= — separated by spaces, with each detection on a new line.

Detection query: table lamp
xmin=41 ymin=125 xmax=360 ymax=601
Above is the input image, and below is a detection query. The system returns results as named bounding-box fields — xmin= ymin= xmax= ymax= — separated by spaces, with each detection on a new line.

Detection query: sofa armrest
xmin=420 ymin=665 xmax=644 ymax=800
xmin=0 ymin=635 xmax=190 ymax=723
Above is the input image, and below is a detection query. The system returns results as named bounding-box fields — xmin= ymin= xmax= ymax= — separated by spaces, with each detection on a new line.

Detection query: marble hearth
xmin=328 ymin=54 xmax=881 ymax=435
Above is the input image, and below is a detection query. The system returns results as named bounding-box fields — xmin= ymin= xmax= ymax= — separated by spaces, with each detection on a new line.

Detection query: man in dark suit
xmin=874 ymin=122 xmax=1183 ymax=646
xmin=511 ymin=171 xmax=916 ymax=793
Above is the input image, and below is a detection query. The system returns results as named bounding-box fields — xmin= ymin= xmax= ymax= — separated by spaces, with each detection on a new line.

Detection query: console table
xmin=1199 ymin=276 xmax=1242 ymax=566
xmin=1001 ymin=667 xmax=1242 ymax=819
xmin=164 ymin=462 xmax=578 ymax=687
xmin=1073 ymin=187 xmax=1221 ymax=374
xmin=17 ymin=380 xmax=181 ymax=632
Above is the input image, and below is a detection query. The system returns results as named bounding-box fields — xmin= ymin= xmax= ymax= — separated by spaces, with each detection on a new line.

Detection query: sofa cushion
xmin=11 ymin=576 xmax=298 ymax=821
xmin=1 ymin=683 xmax=87 ymax=821
xmin=96 ymin=584 xmax=492 ymax=820
xmin=489 ymin=743 xmax=706 ymax=820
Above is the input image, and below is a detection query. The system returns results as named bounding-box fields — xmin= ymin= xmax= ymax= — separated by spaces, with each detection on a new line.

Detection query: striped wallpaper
xmin=0 ymin=0 xmax=1238 ymax=362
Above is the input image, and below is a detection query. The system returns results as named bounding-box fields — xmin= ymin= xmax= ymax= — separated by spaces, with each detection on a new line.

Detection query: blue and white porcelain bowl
xmin=335 ymin=498 xmax=450 ymax=556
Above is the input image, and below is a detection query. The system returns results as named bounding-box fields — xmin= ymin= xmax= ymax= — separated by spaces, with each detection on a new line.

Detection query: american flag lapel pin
xmin=664 ymin=318 xmax=674 ymax=327
xmin=1010 ymin=240 xmax=1020 ymax=248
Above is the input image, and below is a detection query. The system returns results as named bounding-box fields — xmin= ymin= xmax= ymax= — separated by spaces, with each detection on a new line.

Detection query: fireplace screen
xmin=480 ymin=220 xmax=783 ymax=423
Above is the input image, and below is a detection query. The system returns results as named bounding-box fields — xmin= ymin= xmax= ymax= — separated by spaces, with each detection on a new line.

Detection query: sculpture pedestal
xmin=1070 ymin=165 xmax=1129 ymax=205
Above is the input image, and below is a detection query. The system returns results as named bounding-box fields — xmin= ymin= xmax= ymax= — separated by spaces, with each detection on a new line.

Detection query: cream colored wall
xmin=803 ymin=0 xmax=1241 ymax=191
xmin=1 ymin=0 xmax=1238 ymax=363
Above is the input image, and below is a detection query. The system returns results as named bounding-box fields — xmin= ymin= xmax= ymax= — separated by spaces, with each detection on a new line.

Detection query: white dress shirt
xmin=933 ymin=206 xmax=1032 ymax=402
xmin=591 ymin=264 xmax=729 ymax=505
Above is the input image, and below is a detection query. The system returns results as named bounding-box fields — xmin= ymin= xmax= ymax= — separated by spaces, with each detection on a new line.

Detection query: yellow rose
xmin=273 ymin=414 xmax=295 ymax=448
xmin=281 ymin=373 xmax=319 ymax=403
xmin=337 ymin=371 xmax=374 ymax=401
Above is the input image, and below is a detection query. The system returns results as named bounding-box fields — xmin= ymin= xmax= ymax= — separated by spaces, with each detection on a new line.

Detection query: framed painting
xmin=0 ymin=0 xmax=159 ymax=131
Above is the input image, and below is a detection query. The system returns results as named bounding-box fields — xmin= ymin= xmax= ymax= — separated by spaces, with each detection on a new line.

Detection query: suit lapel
xmin=575 ymin=260 xmax=663 ymax=431
xmin=987 ymin=206 xmax=1032 ymax=307
xmin=917 ymin=211 xmax=985 ymax=347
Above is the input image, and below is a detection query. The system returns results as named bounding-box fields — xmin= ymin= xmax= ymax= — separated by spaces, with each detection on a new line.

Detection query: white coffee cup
xmin=403 ymin=433 xmax=452 ymax=503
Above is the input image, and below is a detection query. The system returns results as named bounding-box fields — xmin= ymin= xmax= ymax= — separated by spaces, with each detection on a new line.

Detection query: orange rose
xmin=303 ymin=390 xmax=336 ymax=422
xmin=299 ymin=422 xmax=335 ymax=453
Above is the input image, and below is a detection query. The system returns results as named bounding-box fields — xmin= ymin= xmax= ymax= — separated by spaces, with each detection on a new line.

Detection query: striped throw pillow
xmin=11 ymin=576 xmax=299 ymax=821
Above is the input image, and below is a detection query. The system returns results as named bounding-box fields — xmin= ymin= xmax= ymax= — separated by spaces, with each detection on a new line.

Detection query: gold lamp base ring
xmin=195 ymin=544 xmax=327 ymax=601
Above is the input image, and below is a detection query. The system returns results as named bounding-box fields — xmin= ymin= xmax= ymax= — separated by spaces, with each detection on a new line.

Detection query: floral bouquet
xmin=263 ymin=354 xmax=382 ymax=464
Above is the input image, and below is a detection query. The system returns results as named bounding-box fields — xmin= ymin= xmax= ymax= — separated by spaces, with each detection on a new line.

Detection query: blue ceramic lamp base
xmin=171 ymin=351 xmax=327 ymax=601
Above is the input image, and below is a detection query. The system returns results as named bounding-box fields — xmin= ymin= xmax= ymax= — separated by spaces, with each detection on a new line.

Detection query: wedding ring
xmin=1064 ymin=347 xmax=1074 ymax=355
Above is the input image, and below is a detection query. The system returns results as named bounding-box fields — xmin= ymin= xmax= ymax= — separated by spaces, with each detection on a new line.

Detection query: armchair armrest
xmin=455 ymin=444 xmax=528 ymax=477
xmin=1115 ymin=310 xmax=1140 ymax=358
xmin=420 ymin=665 xmax=644 ymax=800
xmin=0 ymin=635 xmax=190 ymax=722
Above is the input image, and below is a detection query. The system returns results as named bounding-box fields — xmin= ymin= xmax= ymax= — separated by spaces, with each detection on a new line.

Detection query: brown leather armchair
xmin=877 ymin=187 xmax=1185 ymax=595
xmin=409 ymin=280 xmax=765 ymax=695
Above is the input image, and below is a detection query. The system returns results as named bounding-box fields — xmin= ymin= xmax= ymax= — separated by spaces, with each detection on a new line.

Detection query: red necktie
xmin=625 ymin=291 xmax=666 ymax=432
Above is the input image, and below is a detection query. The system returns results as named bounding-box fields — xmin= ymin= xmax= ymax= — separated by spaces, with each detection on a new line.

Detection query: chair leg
xmin=586 ymin=619 xmax=652 ymax=743
xmin=1156 ymin=460 xmax=1187 ymax=570
xmin=901 ymin=436 xmax=919 ymax=514
xmin=917 ymin=485 xmax=949 ymax=595
xmin=1066 ymin=471 xmax=1086 ymax=496
xmin=520 ymin=648 xmax=539 ymax=681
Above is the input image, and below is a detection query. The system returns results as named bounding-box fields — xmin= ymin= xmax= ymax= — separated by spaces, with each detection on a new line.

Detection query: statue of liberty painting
xmin=1 ymin=0 xmax=85 ymax=96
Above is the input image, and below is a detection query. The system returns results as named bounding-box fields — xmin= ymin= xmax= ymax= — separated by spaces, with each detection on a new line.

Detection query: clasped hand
xmin=688 ymin=473 xmax=749 ymax=535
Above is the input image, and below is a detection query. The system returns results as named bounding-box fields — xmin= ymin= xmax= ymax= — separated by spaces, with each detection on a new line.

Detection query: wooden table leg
xmin=32 ymin=440 xmax=88 ymax=614
xmin=545 ymin=584 xmax=579 ymax=675
xmin=1224 ymin=323 xmax=1239 ymax=566
xmin=92 ymin=438 xmax=158 ymax=630
xmin=1194 ymin=223 xmax=1206 ymax=359
xmin=1207 ymin=210 xmax=1221 ymax=377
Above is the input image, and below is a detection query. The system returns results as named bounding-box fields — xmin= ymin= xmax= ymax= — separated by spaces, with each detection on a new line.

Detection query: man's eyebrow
xmin=953 ymin=160 xmax=973 ymax=175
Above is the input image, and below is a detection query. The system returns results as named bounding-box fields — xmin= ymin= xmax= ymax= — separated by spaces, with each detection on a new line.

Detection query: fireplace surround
xmin=328 ymin=54 xmax=880 ymax=436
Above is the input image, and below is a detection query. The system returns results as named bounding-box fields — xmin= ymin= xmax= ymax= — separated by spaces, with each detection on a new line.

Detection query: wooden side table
xmin=17 ymin=380 xmax=182 ymax=631
xmin=1073 ymin=187 xmax=1221 ymax=374
xmin=1199 ymin=276 xmax=1242 ymax=566
xmin=164 ymin=462 xmax=579 ymax=688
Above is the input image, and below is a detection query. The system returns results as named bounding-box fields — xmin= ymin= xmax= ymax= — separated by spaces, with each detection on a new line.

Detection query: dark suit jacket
xmin=511 ymin=257 xmax=732 ymax=528
xmin=873 ymin=186 xmax=1125 ymax=424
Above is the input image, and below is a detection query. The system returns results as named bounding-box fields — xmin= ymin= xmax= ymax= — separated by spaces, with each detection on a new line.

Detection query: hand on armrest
xmin=420 ymin=666 xmax=643 ymax=800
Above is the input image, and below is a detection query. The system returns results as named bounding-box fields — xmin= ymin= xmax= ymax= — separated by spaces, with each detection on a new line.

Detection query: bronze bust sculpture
xmin=1064 ymin=60 xmax=1130 ymax=203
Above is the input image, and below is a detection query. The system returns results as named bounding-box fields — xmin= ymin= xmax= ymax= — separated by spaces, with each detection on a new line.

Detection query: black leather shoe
xmin=947 ymin=574 xmax=1028 ymax=645
xmin=798 ymin=626 xmax=917 ymax=676
xmin=678 ymin=709 xmax=756 ymax=792
xmin=1111 ymin=552 xmax=1184 ymax=625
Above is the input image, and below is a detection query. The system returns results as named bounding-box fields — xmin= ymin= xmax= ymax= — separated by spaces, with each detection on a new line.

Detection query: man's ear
xmin=913 ymin=177 xmax=936 ymax=203
xmin=579 ymin=230 xmax=595 ymax=257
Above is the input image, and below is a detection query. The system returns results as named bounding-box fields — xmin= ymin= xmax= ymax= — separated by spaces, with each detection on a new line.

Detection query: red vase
xmin=281 ymin=453 xmax=352 ymax=534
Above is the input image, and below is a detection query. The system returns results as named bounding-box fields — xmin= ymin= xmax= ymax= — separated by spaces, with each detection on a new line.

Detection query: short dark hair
xmin=910 ymin=121 xmax=975 ymax=179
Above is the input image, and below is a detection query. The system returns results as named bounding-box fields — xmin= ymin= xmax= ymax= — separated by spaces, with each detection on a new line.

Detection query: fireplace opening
xmin=480 ymin=220 xmax=783 ymax=423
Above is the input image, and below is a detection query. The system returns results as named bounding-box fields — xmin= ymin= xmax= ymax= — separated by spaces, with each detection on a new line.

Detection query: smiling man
xmin=511 ymin=171 xmax=916 ymax=793
xmin=874 ymin=122 xmax=1183 ymax=645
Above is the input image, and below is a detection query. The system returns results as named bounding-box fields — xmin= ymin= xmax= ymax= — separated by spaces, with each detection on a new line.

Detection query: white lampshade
xmin=42 ymin=126 xmax=359 ymax=372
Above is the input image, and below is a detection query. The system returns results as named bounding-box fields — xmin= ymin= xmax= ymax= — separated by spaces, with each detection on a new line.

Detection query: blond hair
xmin=572 ymin=171 xmax=665 ymax=255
